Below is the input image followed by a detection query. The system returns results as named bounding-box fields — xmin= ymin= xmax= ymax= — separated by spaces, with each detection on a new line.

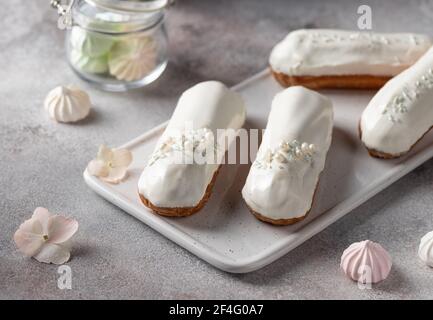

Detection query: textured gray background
xmin=1 ymin=0 xmax=433 ymax=299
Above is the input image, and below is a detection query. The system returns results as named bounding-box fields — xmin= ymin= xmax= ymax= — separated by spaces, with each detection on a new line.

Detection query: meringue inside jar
xmin=66 ymin=0 xmax=168 ymax=91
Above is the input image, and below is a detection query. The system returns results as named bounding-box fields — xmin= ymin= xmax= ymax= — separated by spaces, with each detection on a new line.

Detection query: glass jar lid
xmin=72 ymin=0 xmax=169 ymax=33
xmin=85 ymin=0 xmax=171 ymax=13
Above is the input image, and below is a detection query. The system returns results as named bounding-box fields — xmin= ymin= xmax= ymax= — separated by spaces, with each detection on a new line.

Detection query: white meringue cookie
xmin=340 ymin=240 xmax=392 ymax=284
xmin=108 ymin=36 xmax=157 ymax=81
xmin=44 ymin=86 xmax=92 ymax=123
xmin=418 ymin=231 xmax=433 ymax=267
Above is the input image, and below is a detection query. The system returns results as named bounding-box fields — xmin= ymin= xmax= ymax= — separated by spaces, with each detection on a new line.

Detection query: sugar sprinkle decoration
xmin=148 ymin=128 xmax=218 ymax=166
xmin=254 ymin=140 xmax=315 ymax=170
xmin=382 ymin=67 xmax=433 ymax=123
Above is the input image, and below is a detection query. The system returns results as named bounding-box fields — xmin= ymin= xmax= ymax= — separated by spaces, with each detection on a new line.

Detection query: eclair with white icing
xmin=138 ymin=81 xmax=246 ymax=216
xmin=270 ymin=29 xmax=432 ymax=89
xmin=360 ymin=46 xmax=433 ymax=158
xmin=242 ymin=86 xmax=333 ymax=225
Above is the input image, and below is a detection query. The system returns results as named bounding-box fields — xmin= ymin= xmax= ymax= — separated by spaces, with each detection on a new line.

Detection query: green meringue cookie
xmin=70 ymin=27 xmax=114 ymax=58
xmin=70 ymin=49 xmax=109 ymax=74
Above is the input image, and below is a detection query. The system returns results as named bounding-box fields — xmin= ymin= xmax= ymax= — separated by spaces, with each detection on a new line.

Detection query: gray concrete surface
xmin=1 ymin=0 xmax=433 ymax=299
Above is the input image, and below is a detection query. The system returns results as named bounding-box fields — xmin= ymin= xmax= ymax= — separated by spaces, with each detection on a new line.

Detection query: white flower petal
xmin=47 ymin=215 xmax=79 ymax=244
xmin=32 ymin=207 xmax=53 ymax=220
xmin=101 ymin=166 xmax=127 ymax=184
xmin=87 ymin=159 xmax=109 ymax=177
xmin=111 ymin=148 xmax=132 ymax=168
xmin=32 ymin=207 xmax=53 ymax=235
xmin=14 ymin=219 xmax=44 ymax=257
xmin=33 ymin=243 xmax=70 ymax=265
xmin=97 ymin=144 xmax=112 ymax=162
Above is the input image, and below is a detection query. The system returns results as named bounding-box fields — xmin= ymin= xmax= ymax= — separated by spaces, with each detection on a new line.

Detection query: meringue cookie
xmin=108 ymin=36 xmax=157 ymax=81
xmin=70 ymin=26 xmax=114 ymax=58
xmin=44 ymin=86 xmax=91 ymax=123
xmin=418 ymin=231 xmax=433 ymax=267
xmin=340 ymin=240 xmax=392 ymax=284
xmin=70 ymin=49 xmax=109 ymax=74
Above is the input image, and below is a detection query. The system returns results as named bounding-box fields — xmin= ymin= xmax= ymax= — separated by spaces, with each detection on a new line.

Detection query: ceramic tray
xmin=84 ymin=70 xmax=433 ymax=273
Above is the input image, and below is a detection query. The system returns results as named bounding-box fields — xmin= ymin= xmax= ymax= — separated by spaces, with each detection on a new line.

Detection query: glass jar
xmin=57 ymin=0 xmax=170 ymax=91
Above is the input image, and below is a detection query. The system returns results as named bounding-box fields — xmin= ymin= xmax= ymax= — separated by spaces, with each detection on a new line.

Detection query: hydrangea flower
xmin=87 ymin=145 xmax=133 ymax=184
xmin=14 ymin=207 xmax=79 ymax=264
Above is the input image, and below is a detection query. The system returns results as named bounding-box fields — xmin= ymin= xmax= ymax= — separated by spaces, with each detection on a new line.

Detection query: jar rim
xmin=85 ymin=0 xmax=171 ymax=13
xmin=72 ymin=0 xmax=165 ymax=33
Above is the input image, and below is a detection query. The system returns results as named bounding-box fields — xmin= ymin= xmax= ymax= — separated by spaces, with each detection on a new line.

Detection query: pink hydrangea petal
xmin=101 ymin=166 xmax=127 ymax=184
xmin=111 ymin=148 xmax=132 ymax=168
xmin=14 ymin=219 xmax=44 ymax=256
xmin=33 ymin=243 xmax=70 ymax=265
xmin=33 ymin=207 xmax=52 ymax=220
xmin=47 ymin=215 xmax=79 ymax=244
xmin=87 ymin=159 xmax=109 ymax=177
xmin=32 ymin=207 xmax=53 ymax=235
xmin=97 ymin=144 xmax=113 ymax=162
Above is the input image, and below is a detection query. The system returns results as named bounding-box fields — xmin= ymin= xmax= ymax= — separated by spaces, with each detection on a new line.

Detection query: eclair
xmin=270 ymin=29 xmax=432 ymax=89
xmin=138 ymin=81 xmax=246 ymax=217
xmin=360 ymin=46 xmax=433 ymax=158
xmin=242 ymin=86 xmax=333 ymax=225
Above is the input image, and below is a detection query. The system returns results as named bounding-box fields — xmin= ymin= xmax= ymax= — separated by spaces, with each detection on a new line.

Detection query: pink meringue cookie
xmin=340 ymin=240 xmax=392 ymax=284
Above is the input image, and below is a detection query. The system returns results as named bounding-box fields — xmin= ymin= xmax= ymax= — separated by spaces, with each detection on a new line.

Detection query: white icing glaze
xmin=138 ymin=81 xmax=246 ymax=208
xmin=269 ymin=29 xmax=432 ymax=76
xmin=360 ymin=46 xmax=433 ymax=155
xmin=44 ymin=85 xmax=91 ymax=123
xmin=242 ymin=86 xmax=333 ymax=220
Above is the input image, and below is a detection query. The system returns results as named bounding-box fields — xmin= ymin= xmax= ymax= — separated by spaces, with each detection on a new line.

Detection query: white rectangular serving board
xmin=84 ymin=70 xmax=433 ymax=273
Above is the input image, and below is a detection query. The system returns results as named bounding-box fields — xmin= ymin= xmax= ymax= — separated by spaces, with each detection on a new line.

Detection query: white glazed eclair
xmin=270 ymin=29 xmax=432 ymax=89
xmin=360 ymin=46 xmax=433 ymax=158
xmin=242 ymin=86 xmax=333 ymax=225
xmin=138 ymin=81 xmax=246 ymax=216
